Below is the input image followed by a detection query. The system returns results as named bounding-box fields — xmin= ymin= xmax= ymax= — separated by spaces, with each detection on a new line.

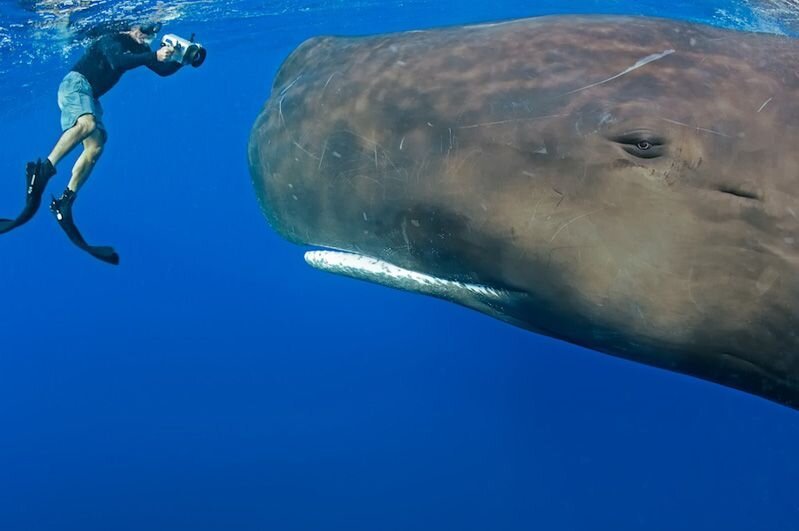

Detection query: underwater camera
xmin=160 ymin=33 xmax=207 ymax=67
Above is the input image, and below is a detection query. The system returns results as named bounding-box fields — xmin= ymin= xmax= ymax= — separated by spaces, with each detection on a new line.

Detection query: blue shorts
xmin=57 ymin=71 xmax=106 ymax=140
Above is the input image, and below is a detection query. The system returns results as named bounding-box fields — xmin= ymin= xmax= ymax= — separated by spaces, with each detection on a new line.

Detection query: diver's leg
xmin=66 ymin=127 xmax=105 ymax=193
xmin=0 ymin=116 xmax=93 ymax=233
xmin=23 ymin=115 xmax=98 ymax=216
xmin=49 ymin=125 xmax=117 ymax=265
xmin=49 ymin=127 xmax=117 ymax=265
xmin=0 ymin=76 xmax=100 ymax=234
xmin=48 ymin=114 xmax=98 ymax=167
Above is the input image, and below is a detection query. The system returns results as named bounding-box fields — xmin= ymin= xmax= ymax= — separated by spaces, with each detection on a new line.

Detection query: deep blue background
xmin=1 ymin=1 xmax=797 ymax=530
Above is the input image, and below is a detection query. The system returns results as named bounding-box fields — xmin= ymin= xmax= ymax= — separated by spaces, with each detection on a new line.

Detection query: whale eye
xmin=612 ymin=130 xmax=666 ymax=159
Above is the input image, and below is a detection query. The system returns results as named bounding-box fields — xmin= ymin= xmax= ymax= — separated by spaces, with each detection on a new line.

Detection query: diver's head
xmin=129 ymin=22 xmax=161 ymax=45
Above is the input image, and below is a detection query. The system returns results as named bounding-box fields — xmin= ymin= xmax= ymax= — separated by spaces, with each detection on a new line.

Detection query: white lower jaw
xmin=304 ymin=250 xmax=515 ymax=311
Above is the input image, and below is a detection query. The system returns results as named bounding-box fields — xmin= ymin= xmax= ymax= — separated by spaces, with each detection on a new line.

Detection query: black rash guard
xmin=71 ymin=32 xmax=181 ymax=98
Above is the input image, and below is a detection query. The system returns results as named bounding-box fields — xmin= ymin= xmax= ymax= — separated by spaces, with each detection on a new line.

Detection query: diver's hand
xmin=156 ymin=45 xmax=174 ymax=62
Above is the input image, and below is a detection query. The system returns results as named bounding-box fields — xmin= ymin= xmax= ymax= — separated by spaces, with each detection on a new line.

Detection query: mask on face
xmin=138 ymin=22 xmax=162 ymax=45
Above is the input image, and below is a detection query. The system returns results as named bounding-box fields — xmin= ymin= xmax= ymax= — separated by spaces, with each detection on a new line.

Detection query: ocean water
xmin=1 ymin=1 xmax=798 ymax=530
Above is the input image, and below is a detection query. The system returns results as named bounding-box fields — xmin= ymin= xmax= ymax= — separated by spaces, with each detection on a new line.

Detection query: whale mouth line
xmin=304 ymin=249 xmax=516 ymax=302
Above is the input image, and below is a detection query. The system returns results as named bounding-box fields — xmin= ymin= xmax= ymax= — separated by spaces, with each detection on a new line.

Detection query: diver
xmin=0 ymin=22 xmax=182 ymax=264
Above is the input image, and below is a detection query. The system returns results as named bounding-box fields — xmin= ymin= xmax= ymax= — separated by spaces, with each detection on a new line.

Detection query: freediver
xmin=0 ymin=22 xmax=183 ymax=264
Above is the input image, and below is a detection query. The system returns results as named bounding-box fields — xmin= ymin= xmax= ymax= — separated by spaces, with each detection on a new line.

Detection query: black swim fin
xmin=49 ymin=189 xmax=119 ymax=265
xmin=0 ymin=159 xmax=56 ymax=234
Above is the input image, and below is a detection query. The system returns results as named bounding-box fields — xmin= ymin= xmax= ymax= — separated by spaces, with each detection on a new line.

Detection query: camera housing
xmin=160 ymin=33 xmax=206 ymax=68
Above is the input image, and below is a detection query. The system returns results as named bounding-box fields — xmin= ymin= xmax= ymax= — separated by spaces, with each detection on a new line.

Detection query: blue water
xmin=1 ymin=1 xmax=797 ymax=530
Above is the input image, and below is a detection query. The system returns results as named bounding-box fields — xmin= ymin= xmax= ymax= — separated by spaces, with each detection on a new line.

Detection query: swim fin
xmin=0 ymin=159 xmax=57 ymax=234
xmin=49 ymin=189 xmax=120 ymax=265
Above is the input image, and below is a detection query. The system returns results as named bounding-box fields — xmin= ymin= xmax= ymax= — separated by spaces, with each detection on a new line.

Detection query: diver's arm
xmin=146 ymin=60 xmax=182 ymax=77
xmin=101 ymin=37 xmax=155 ymax=71
xmin=145 ymin=45 xmax=182 ymax=76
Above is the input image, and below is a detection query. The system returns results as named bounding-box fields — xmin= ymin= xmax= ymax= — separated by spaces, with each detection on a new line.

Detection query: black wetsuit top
xmin=71 ymin=33 xmax=181 ymax=98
